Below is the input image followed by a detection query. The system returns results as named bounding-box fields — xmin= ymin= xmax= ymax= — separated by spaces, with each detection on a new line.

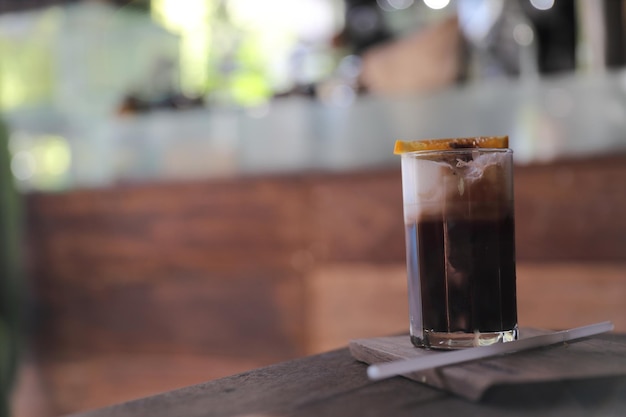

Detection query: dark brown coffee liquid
xmin=407 ymin=215 xmax=517 ymax=338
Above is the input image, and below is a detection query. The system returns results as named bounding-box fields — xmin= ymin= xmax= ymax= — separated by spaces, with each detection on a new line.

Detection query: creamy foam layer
xmin=402 ymin=151 xmax=512 ymax=224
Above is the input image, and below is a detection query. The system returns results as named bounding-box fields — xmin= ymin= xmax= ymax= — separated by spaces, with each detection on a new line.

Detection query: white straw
xmin=367 ymin=321 xmax=614 ymax=381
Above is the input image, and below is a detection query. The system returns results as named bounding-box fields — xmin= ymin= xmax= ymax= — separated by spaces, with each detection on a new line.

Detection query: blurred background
xmin=1 ymin=0 xmax=625 ymax=415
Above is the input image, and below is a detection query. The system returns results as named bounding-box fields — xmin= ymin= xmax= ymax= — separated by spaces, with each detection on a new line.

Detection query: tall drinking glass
xmin=400 ymin=145 xmax=518 ymax=349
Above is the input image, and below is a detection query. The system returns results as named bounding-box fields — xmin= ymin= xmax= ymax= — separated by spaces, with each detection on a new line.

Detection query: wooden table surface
xmin=67 ymin=334 xmax=626 ymax=417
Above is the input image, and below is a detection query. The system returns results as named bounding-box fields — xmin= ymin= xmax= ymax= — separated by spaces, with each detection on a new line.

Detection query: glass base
xmin=411 ymin=327 xmax=518 ymax=350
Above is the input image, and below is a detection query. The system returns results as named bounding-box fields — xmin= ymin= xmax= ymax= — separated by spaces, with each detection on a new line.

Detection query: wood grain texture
xmin=65 ymin=347 xmax=436 ymax=417
xmin=305 ymin=264 xmax=408 ymax=354
xmin=517 ymin=263 xmax=626 ymax=331
xmin=513 ymin=156 xmax=626 ymax=261
xmin=27 ymin=176 xmax=311 ymax=360
xmin=68 ymin=335 xmax=626 ymax=417
xmin=350 ymin=332 xmax=626 ymax=401
xmin=22 ymin=155 xmax=626 ymax=416
xmin=40 ymin=353 xmax=271 ymax=416
xmin=301 ymin=155 xmax=626 ymax=263
xmin=308 ymin=171 xmax=405 ymax=264
xmin=304 ymin=262 xmax=626 ymax=355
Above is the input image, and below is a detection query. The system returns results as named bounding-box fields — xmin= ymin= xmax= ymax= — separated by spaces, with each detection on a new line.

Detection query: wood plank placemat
xmin=349 ymin=328 xmax=626 ymax=401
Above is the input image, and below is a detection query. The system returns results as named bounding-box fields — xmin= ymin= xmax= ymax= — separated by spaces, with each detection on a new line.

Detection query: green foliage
xmin=0 ymin=118 xmax=21 ymax=417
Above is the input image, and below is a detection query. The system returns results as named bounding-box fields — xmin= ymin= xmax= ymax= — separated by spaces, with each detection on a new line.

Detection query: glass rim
xmin=400 ymin=147 xmax=513 ymax=158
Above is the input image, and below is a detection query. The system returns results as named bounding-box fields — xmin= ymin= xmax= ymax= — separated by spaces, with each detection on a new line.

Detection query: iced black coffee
xmin=397 ymin=137 xmax=518 ymax=349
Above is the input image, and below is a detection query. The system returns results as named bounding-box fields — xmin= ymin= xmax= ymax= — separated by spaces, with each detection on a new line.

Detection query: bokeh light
xmin=38 ymin=135 xmax=72 ymax=176
xmin=9 ymin=133 xmax=71 ymax=189
xmin=151 ymin=0 xmax=213 ymax=97
xmin=513 ymin=23 xmax=534 ymax=46
xmin=11 ymin=151 xmax=37 ymax=181
xmin=377 ymin=0 xmax=415 ymax=11
xmin=423 ymin=0 xmax=450 ymax=10
xmin=530 ymin=0 xmax=555 ymax=11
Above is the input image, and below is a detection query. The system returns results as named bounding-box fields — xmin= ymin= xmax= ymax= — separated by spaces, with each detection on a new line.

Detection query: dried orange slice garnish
xmin=393 ymin=136 xmax=509 ymax=155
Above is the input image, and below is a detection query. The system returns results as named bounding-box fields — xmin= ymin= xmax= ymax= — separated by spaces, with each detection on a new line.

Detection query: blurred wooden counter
xmin=21 ymin=154 xmax=626 ymax=416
